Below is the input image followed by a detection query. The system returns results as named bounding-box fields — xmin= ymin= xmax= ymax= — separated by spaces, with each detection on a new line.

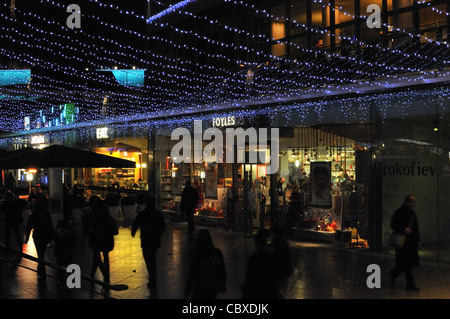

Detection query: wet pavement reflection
xmin=2 ymin=215 xmax=450 ymax=299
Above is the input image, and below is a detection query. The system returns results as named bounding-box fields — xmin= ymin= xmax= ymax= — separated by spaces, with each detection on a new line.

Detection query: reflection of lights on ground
xmin=22 ymin=230 xmax=37 ymax=257
xmin=290 ymin=242 xmax=330 ymax=248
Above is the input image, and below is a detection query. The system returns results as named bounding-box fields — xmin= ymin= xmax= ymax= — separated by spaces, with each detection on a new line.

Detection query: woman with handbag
xmin=389 ymin=195 xmax=421 ymax=291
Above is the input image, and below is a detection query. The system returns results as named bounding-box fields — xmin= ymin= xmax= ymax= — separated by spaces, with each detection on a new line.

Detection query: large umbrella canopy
xmin=0 ymin=145 xmax=136 ymax=169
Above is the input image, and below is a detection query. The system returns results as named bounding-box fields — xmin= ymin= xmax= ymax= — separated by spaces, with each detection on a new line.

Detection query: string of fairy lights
xmin=5 ymin=0 xmax=442 ymax=104
xmin=1 ymin=86 xmax=447 ymax=151
xmin=59 ymin=0 xmax=450 ymax=89
xmin=4 ymin=0 xmax=447 ymax=94
xmin=16 ymin=0 xmax=449 ymax=82
xmin=91 ymin=0 xmax=448 ymax=75
xmin=0 ymin=0 xmax=448 ymax=135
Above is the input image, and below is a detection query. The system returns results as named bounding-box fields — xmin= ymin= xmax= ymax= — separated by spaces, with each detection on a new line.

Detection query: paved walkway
xmin=2 ymin=214 xmax=450 ymax=300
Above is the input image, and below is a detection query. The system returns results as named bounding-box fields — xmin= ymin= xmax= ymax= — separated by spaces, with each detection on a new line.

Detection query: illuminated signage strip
xmin=96 ymin=127 xmax=109 ymax=139
xmin=212 ymin=116 xmax=236 ymax=127
xmin=96 ymin=69 xmax=145 ymax=87
xmin=0 ymin=69 xmax=31 ymax=86
xmin=30 ymin=135 xmax=45 ymax=144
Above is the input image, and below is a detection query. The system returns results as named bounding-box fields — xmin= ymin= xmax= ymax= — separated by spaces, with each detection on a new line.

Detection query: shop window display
xmin=157 ymin=124 xmax=369 ymax=238
xmin=277 ymin=126 xmax=368 ymax=243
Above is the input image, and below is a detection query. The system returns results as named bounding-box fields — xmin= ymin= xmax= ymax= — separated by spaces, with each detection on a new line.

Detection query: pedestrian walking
xmin=180 ymin=181 xmax=199 ymax=233
xmin=83 ymin=196 xmax=118 ymax=288
xmin=254 ymin=228 xmax=270 ymax=249
xmin=241 ymin=229 xmax=282 ymax=299
xmin=6 ymin=172 xmax=15 ymax=191
xmin=389 ymin=195 xmax=421 ymax=291
xmin=271 ymin=227 xmax=293 ymax=296
xmin=241 ymin=248 xmax=281 ymax=299
xmin=131 ymin=195 xmax=166 ymax=298
xmin=184 ymin=229 xmax=226 ymax=299
xmin=53 ymin=219 xmax=76 ymax=284
xmin=63 ymin=184 xmax=73 ymax=221
xmin=28 ymin=187 xmax=37 ymax=210
xmin=3 ymin=191 xmax=23 ymax=252
xmin=25 ymin=196 xmax=54 ymax=286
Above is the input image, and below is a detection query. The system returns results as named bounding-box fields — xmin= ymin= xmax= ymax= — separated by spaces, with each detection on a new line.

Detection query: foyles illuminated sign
xmin=212 ymin=116 xmax=236 ymax=128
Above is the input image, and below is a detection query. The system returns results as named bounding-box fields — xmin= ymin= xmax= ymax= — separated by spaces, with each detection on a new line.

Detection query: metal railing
xmin=0 ymin=244 xmax=128 ymax=298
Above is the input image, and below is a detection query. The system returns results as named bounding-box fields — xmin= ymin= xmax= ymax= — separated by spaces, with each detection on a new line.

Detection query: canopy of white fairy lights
xmin=0 ymin=0 xmax=448 ymax=136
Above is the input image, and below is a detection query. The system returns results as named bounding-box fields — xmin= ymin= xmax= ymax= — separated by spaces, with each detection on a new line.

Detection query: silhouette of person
xmin=389 ymin=195 xmax=421 ymax=291
xmin=271 ymin=227 xmax=293 ymax=295
xmin=241 ymin=229 xmax=282 ymax=299
xmin=3 ymin=191 xmax=23 ymax=251
xmin=254 ymin=228 xmax=270 ymax=249
xmin=54 ymin=219 xmax=76 ymax=284
xmin=180 ymin=181 xmax=199 ymax=233
xmin=276 ymin=177 xmax=285 ymax=196
xmin=83 ymin=196 xmax=118 ymax=287
xmin=25 ymin=196 xmax=54 ymax=286
xmin=184 ymin=229 xmax=226 ymax=299
xmin=63 ymin=184 xmax=73 ymax=221
xmin=6 ymin=172 xmax=15 ymax=191
xmin=131 ymin=195 xmax=166 ymax=298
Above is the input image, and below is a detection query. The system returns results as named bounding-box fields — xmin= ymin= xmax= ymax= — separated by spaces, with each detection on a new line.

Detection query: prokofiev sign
xmin=375 ymin=161 xmax=436 ymax=176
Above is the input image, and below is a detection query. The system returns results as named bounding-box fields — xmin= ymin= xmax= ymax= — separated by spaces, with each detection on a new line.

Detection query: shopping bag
xmin=388 ymin=231 xmax=406 ymax=248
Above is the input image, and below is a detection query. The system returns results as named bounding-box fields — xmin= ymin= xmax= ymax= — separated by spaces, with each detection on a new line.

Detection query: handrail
xmin=0 ymin=244 xmax=128 ymax=293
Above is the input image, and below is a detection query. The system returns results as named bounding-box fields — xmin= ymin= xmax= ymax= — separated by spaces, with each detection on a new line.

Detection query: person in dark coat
xmin=271 ymin=227 xmax=293 ymax=296
xmin=6 ymin=172 xmax=15 ymax=191
xmin=131 ymin=195 xmax=166 ymax=298
xmin=25 ymin=196 xmax=54 ymax=286
xmin=83 ymin=196 xmax=118 ymax=286
xmin=241 ymin=248 xmax=281 ymax=299
xmin=54 ymin=219 xmax=76 ymax=284
xmin=62 ymin=184 xmax=72 ymax=221
xmin=180 ymin=181 xmax=199 ymax=233
xmin=389 ymin=195 xmax=421 ymax=291
xmin=184 ymin=229 xmax=226 ymax=299
xmin=241 ymin=229 xmax=282 ymax=299
xmin=3 ymin=192 xmax=23 ymax=251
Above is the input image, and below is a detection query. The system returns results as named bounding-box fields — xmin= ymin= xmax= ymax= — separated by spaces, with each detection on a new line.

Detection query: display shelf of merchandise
xmin=195 ymin=198 xmax=225 ymax=225
xmin=160 ymin=169 xmax=173 ymax=211
xmin=293 ymin=229 xmax=336 ymax=242
xmin=117 ymin=168 xmax=135 ymax=179
xmin=160 ymin=163 xmax=209 ymax=218
xmin=194 ymin=214 xmax=226 ymax=226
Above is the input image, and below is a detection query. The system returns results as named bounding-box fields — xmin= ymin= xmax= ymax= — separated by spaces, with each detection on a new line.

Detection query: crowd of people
xmin=0 ymin=182 xmax=294 ymax=298
xmin=1 ymin=178 xmax=423 ymax=297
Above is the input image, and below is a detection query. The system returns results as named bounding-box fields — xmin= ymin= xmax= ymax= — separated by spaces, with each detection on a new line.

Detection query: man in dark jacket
xmin=389 ymin=195 xmax=421 ymax=291
xmin=132 ymin=195 xmax=166 ymax=298
xmin=180 ymin=181 xmax=199 ymax=233
xmin=3 ymin=192 xmax=23 ymax=251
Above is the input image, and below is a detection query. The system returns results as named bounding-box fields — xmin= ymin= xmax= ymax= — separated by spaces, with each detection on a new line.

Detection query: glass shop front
xmin=146 ymin=84 xmax=450 ymax=261
xmin=154 ymin=119 xmax=368 ymax=243
xmin=2 ymin=85 xmax=450 ymax=262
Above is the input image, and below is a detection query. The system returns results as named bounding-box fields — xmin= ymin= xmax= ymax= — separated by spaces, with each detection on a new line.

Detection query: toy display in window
xmin=193 ymin=179 xmax=204 ymax=211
